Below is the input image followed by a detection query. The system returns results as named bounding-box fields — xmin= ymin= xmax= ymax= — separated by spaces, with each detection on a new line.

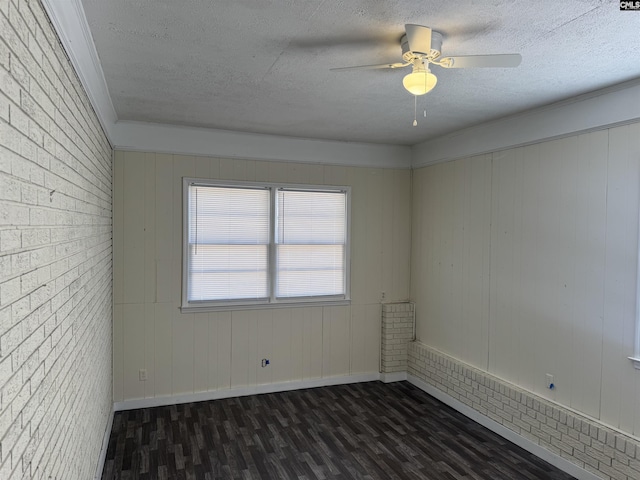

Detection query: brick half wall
xmin=381 ymin=303 xmax=414 ymax=374
xmin=408 ymin=342 xmax=640 ymax=480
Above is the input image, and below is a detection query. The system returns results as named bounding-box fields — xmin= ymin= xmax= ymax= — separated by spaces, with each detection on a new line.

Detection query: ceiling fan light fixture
xmin=402 ymin=69 xmax=437 ymax=96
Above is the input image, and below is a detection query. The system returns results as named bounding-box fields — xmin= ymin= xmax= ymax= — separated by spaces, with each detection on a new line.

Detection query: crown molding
xmin=412 ymin=78 xmax=640 ymax=168
xmin=41 ymin=0 xmax=117 ymax=143
xmin=39 ymin=0 xmax=411 ymax=168
xmin=112 ymin=121 xmax=412 ymax=168
xmin=44 ymin=0 xmax=639 ymax=170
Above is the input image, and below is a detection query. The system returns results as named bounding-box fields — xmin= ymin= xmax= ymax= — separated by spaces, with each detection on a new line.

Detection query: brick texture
xmin=408 ymin=342 xmax=640 ymax=480
xmin=0 ymin=1 xmax=112 ymax=479
xmin=381 ymin=302 xmax=414 ymax=373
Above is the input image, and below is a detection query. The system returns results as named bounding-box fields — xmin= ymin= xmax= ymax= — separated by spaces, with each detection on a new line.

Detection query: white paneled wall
xmin=411 ymin=123 xmax=640 ymax=437
xmin=113 ymin=152 xmax=411 ymax=403
xmin=411 ymin=155 xmax=492 ymax=368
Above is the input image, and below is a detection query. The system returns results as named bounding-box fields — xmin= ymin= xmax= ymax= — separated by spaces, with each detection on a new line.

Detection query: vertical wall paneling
xmin=489 ymin=148 xmax=518 ymax=383
xmin=209 ymin=311 xmax=232 ymax=390
xmin=451 ymin=159 xmax=466 ymax=362
xmin=346 ymin=168 xmax=367 ymax=303
xmin=350 ymin=304 xmax=367 ymax=374
xmin=410 ymin=168 xmax=425 ymax=340
xmin=302 ymin=307 xmax=323 ymax=380
xmin=209 ymin=156 xmax=221 ymax=179
xmin=122 ymin=304 xmax=145 ymax=399
xmin=254 ymin=160 xmax=270 ymax=183
xmin=620 ymin=123 xmax=640 ymax=436
xmin=144 ymin=153 xmax=156 ymax=303
xmin=469 ymin=155 xmax=492 ymax=369
xmin=255 ymin=309 xmax=274 ymax=385
xmin=271 ymin=309 xmax=293 ymax=384
xmin=412 ymin=156 xmax=491 ymax=369
xmin=411 ymin=123 xmax=640 ymax=438
xmin=194 ymin=155 xmax=211 ymax=179
xmin=153 ymin=303 xmax=173 ymax=396
xmin=193 ymin=312 xmax=209 ymax=392
xmin=569 ymin=131 xmax=607 ymax=418
xmin=230 ymin=311 xmax=250 ymax=388
xmin=113 ymin=304 xmax=124 ymax=402
xmin=289 ymin=309 xmax=305 ymax=381
xmin=171 ymin=307 xmax=194 ymax=394
xmin=218 ymin=157 xmax=236 ymax=180
xmin=393 ymin=170 xmax=411 ymax=297
xmin=600 ymin=126 xmax=633 ymax=430
xmin=364 ymin=169 xmax=384 ymax=304
xmin=155 ymin=154 xmax=173 ymax=303
xmin=324 ymin=164 xmax=348 ymax=187
xmin=605 ymin=124 xmax=640 ymax=434
xmin=246 ymin=310 xmax=261 ymax=386
xmin=144 ymin=303 xmax=156 ymax=397
xmin=517 ymin=144 xmax=542 ymax=393
xmin=113 ymin=152 xmax=411 ymax=402
xmin=322 ymin=306 xmax=351 ymax=377
xmin=268 ymin=162 xmax=289 ymax=183
xmin=122 ymin=152 xmax=145 ymax=303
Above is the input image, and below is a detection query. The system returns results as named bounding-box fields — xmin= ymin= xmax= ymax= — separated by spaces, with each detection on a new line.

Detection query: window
xmin=182 ymin=178 xmax=350 ymax=310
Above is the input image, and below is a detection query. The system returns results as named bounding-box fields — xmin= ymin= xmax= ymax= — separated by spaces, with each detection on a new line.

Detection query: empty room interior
xmin=2 ymin=0 xmax=640 ymax=479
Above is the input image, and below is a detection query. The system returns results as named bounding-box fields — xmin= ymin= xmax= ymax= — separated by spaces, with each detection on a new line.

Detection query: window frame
xmin=181 ymin=178 xmax=351 ymax=312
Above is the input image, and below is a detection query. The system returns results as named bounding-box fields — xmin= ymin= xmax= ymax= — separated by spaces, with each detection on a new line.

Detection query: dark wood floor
xmin=101 ymin=381 xmax=575 ymax=479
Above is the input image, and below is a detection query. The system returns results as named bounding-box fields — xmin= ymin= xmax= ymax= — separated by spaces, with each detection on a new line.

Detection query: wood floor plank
xmin=102 ymin=382 xmax=575 ymax=480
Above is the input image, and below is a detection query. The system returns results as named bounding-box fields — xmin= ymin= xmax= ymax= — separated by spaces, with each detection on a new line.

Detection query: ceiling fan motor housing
xmin=401 ymin=31 xmax=443 ymax=62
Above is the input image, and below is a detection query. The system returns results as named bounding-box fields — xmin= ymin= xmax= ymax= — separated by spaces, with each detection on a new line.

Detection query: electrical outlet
xmin=139 ymin=369 xmax=148 ymax=381
xmin=545 ymin=373 xmax=554 ymax=390
xmin=381 ymin=291 xmax=386 ymax=301
xmin=261 ymin=359 xmax=270 ymax=368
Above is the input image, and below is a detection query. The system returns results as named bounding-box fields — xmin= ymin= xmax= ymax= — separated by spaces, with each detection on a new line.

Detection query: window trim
xmin=181 ymin=178 xmax=351 ymax=312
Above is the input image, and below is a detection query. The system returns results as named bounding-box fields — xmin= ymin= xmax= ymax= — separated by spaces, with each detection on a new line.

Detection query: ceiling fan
xmin=331 ymin=24 xmax=522 ymax=96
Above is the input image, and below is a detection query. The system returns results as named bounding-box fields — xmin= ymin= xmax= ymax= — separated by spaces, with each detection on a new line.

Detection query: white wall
xmin=0 ymin=0 xmax=113 ymax=478
xmin=113 ymin=151 xmax=411 ymax=403
xmin=411 ymin=123 xmax=640 ymax=437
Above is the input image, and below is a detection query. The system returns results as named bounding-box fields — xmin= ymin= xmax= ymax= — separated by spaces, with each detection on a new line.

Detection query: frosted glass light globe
xmin=402 ymin=70 xmax=437 ymax=95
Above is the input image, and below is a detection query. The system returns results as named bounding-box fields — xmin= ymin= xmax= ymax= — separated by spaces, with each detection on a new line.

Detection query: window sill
xmin=629 ymin=357 xmax=640 ymax=370
xmin=180 ymin=299 xmax=351 ymax=313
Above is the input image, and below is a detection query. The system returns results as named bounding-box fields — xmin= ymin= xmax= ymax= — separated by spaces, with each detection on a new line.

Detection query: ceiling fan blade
xmin=330 ymin=62 xmax=408 ymax=72
xmin=405 ymin=24 xmax=432 ymax=55
xmin=440 ymin=54 xmax=522 ymax=68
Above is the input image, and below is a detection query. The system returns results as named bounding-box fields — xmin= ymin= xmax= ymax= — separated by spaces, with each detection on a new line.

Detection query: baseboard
xmin=379 ymin=371 xmax=407 ymax=383
xmin=113 ymin=372 xmax=381 ymax=411
xmin=407 ymin=374 xmax=602 ymax=480
xmin=94 ymin=406 xmax=114 ymax=480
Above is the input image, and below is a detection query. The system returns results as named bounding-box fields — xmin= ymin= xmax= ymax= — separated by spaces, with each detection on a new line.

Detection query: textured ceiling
xmin=81 ymin=0 xmax=640 ymax=146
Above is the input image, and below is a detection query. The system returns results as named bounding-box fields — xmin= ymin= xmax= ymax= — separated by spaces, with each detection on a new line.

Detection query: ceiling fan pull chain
xmin=413 ymin=95 xmax=418 ymax=127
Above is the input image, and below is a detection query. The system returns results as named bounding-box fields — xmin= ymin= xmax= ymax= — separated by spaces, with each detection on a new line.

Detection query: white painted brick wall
xmin=408 ymin=342 xmax=640 ymax=480
xmin=0 ymin=1 xmax=112 ymax=479
xmin=381 ymin=302 xmax=414 ymax=373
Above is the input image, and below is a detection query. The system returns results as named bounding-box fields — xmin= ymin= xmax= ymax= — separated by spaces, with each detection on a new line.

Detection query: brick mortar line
xmin=408 ymin=342 xmax=640 ymax=480
xmin=1 ymin=6 xmax=112 ymax=169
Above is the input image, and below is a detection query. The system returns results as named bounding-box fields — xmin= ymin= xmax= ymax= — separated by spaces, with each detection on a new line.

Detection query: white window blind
xmin=276 ymin=189 xmax=346 ymax=298
xmin=183 ymin=179 xmax=349 ymax=310
xmin=187 ymin=185 xmax=270 ymax=302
